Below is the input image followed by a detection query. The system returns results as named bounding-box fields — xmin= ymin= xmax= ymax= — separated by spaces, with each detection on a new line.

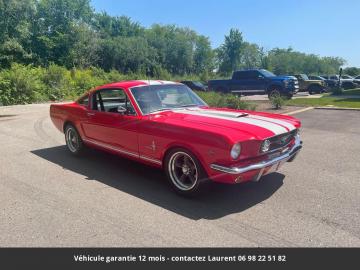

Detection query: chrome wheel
xmin=65 ymin=127 xmax=79 ymax=153
xmin=168 ymin=152 xmax=198 ymax=191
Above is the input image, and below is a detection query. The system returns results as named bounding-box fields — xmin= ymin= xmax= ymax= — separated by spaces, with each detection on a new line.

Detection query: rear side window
xmin=248 ymin=71 xmax=262 ymax=79
xmin=233 ymin=71 xmax=248 ymax=80
xmin=78 ymin=95 xmax=89 ymax=106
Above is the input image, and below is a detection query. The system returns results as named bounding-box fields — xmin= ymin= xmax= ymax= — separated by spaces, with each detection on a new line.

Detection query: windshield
xmin=130 ymin=84 xmax=207 ymax=115
xmin=193 ymin=81 xmax=204 ymax=87
xmin=300 ymin=74 xmax=309 ymax=80
xmin=259 ymin=69 xmax=276 ymax=77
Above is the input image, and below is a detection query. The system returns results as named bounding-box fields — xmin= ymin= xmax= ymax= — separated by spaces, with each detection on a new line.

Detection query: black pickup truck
xmin=208 ymin=69 xmax=299 ymax=98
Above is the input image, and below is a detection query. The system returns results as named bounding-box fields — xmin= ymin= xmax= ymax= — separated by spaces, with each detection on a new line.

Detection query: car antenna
xmin=147 ymin=67 xmax=151 ymax=90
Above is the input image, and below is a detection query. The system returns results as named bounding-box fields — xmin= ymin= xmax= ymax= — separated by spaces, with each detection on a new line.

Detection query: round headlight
xmin=261 ymin=139 xmax=271 ymax=153
xmin=230 ymin=143 xmax=241 ymax=160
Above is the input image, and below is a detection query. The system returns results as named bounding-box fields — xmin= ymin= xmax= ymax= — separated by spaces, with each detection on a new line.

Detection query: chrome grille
xmin=268 ymin=129 xmax=297 ymax=151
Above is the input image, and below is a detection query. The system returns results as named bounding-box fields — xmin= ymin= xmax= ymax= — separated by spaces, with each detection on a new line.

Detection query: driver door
xmin=81 ymin=88 xmax=139 ymax=156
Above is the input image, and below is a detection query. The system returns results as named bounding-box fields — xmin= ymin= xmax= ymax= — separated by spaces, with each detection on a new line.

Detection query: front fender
xmin=266 ymin=83 xmax=284 ymax=92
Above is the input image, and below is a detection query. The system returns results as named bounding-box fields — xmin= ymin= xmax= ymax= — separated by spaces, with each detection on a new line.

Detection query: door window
xmin=92 ymin=89 xmax=136 ymax=115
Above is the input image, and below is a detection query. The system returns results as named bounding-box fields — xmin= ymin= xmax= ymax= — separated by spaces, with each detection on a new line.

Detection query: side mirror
xmin=117 ymin=106 xmax=127 ymax=114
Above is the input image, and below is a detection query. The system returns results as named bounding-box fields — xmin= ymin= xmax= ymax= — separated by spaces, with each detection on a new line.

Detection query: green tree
xmin=343 ymin=67 xmax=360 ymax=76
xmin=241 ymin=42 xmax=262 ymax=69
xmin=217 ymin=29 xmax=245 ymax=75
xmin=68 ymin=23 xmax=100 ymax=68
xmin=0 ymin=0 xmax=37 ymax=67
xmin=93 ymin=13 xmax=144 ymax=38
xmin=193 ymin=35 xmax=214 ymax=74
xmin=32 ymin=0 xmax=94 ymax=66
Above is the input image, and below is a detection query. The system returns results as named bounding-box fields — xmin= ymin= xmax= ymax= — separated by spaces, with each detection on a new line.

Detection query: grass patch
xmin=342 ymin=88 xmax=360 ymax=96
xmin=286 ymin=96 xmax=360 ymax=108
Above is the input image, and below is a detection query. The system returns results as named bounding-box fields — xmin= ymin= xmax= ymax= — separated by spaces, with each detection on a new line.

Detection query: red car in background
xmin=50 ymin=80 xmax=302 ymax=195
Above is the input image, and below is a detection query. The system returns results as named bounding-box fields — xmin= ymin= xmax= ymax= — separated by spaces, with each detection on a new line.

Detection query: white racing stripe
xmin=178 ymin=108 xmax=288 ymax=135
xmin=136 ymin=80 xmax=177 ymax=85
xmin=248 ymin=115 xmax=296 ymax=131
xmin=137 ymin=80 xmax=162 ymax=85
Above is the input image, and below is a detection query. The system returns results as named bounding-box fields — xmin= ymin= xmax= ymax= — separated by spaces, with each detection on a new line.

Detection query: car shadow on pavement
xmin=31 ymin=146 xmax=284 ymax=220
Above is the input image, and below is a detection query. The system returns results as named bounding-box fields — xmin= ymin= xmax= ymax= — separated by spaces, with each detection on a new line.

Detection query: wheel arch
xmin=161 ymin=143 xmax=208 ymax=175
xmin=266 ymin=83 xmax=283 ymax=93
xmin=63 ymin=120 xmax=74 ymax=132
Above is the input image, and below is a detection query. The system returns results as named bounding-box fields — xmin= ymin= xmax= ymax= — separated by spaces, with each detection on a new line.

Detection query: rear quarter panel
xmin=50 ymin=102 xmax=87 ymax=137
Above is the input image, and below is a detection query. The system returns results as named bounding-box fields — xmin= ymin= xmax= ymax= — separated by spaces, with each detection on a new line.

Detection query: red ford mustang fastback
xmin=50 ymin=80 xmax=302 ymax=195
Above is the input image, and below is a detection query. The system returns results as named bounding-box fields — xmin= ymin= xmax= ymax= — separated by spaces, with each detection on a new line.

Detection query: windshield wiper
xmin=150 ymin=108 xmax=172 ymax=113
xmin=150 ymin=104 xmax=199 ymax=113
xmin=178 ymin=104 xmax=198 ymax=108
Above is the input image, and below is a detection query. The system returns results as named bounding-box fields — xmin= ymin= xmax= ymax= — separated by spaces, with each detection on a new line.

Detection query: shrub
xmin=70 ymin=68 xmax=107 ymax=98
xmin=0 ymin=64 xmax=45 ymax=105
xmin=0 ymin=65 xmax=256 ymax=109
xmin=195 ymin=91 xmax=256 ymax=110
xmin=41 ymin=64 xmax=72 ymax=101
xmin=269 ymin=95 xmax=285 ymax=109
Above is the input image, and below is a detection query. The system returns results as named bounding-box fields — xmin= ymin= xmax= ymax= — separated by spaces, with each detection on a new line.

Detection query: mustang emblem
xmin=146 ymin=140 xmax=156 ymax=152
xmin=280 ymin=135 xmax=290 ymax=145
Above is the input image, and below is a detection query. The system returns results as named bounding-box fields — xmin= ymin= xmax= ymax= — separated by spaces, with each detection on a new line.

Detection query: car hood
xmin=148 ymin=107 xmax=300 ymax=141
xmin=307 ymin=79 xmax=322 ymax=83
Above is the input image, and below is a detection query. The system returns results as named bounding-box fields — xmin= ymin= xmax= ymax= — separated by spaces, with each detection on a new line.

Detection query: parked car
xmin=322 ymin=75 xmax=356 ymax=89
xmin=291 ymin=74 xmax=326 ymax=94
xmin=341 ymin=75 xmax=354 ymax=80
xmin=308 ymin=75 xmax=337 ymax=89
xmin=50 ymin=80 xmax=302 ymax=195
xmin=208 ymin=69 xmax=299 ymax=99
xmin=341 ymin=75 xmax=360 ymax=87
xmin=180 ymin=80 xmax=207 ymax=91
xmin=320 ymin=75 xmax=339 ymax=89
xmin=354 ymin=75 xmax=360 ymax=86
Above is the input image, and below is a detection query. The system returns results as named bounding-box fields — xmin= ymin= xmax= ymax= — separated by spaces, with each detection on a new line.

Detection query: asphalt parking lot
xmin=0 ymin=104 xmax=359 ymax=247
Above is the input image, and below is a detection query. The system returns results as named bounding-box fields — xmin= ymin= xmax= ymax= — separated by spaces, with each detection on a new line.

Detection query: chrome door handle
xmin=87 ymin=112 xmax=95 ymax=116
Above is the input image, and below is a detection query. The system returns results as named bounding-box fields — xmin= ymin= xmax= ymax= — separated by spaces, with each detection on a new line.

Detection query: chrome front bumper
xmin=210 ymin=136 xmax=302 ymax=175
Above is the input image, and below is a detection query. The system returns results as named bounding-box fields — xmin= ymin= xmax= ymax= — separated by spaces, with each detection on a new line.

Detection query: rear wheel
xmin=64 ymin=124 xmax=84 ymax=156
xmin=164 ymin=148 xmax=207 ymax=196
xmin=308 ymin=84 xmax=322 ymax=94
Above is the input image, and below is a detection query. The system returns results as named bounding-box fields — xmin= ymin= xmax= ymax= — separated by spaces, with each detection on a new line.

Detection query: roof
xmin=94 ymin=80 xmax=180 ymax=91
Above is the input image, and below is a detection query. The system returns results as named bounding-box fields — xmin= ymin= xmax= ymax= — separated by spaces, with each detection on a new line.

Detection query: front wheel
xmin=164 ymin=148 xmax=207 ymax=196
xmin=308 ymin=85 xmax=322 ymax=94
xmin=268 ymin=89 xmax=281 ymax=99
xmin=64 ymin=124 xmax=85 ymax=156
